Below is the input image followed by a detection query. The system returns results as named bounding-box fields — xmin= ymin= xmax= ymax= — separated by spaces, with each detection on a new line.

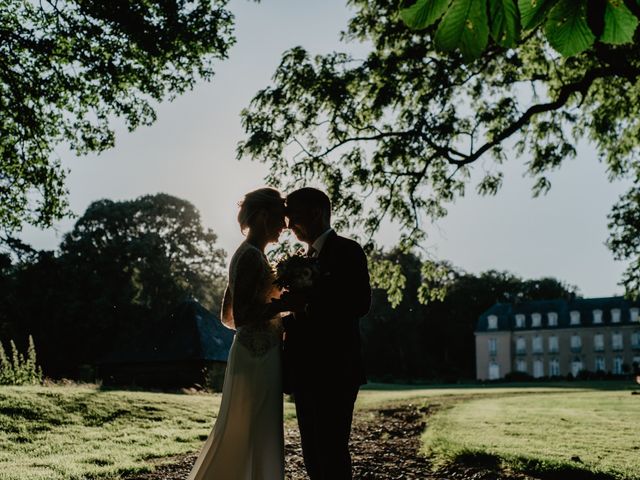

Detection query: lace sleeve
xmin=231 ymin=246 xmax=272 ymax=328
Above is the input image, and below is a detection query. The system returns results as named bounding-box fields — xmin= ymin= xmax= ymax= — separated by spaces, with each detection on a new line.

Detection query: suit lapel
xmin=316 ymin=230 xmax=337 ymax=262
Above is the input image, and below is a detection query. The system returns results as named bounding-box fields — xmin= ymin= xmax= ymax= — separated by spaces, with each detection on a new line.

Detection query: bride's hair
xmin=237 ymin=187 xmax=284 ymax=232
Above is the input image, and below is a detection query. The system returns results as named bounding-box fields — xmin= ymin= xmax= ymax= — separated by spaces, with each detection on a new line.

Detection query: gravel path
xmin=122 ymin=404 xmax=534 ymax=480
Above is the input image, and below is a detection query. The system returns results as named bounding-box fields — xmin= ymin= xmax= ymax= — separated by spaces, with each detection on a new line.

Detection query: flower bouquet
xmin=273 ymin=250 xmax=321 ymax=293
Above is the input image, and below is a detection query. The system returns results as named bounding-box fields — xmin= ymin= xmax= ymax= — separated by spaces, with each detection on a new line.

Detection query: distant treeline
xmin=0 ymin=194 xmax=227 ymax=378
xmin=361 ymin=251 xmax=577 ymax=382
xmin=1 ymin=193 xmax=576 ymax=383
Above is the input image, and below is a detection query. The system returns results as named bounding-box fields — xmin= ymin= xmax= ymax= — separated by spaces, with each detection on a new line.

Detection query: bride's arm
xmin=220 ymin=285 xmax=234 ymax=329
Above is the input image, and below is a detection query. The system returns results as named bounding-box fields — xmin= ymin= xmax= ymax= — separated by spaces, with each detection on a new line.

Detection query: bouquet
xmin=273 ymin=250 xmax=321 ymax=293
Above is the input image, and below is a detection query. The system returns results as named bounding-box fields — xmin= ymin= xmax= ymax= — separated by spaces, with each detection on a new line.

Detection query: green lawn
xmin=0 ymin=385 xmax=227 ymax=480
xmin=1 ymin=382 xmax=637 ymax=479
xmin=419 ymin=384 xmax=640 ymax=479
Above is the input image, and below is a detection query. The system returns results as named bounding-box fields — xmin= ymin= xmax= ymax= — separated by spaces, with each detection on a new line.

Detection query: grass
xmin=0 ymin=385 xmax=223 ymax=480
xmin=420 ymin=384 xmax=640 ymax=480
xmin=0 ymin=384 xmax=297 ymax=480
xmin=1 ymin=381 xmax=637 ymax=479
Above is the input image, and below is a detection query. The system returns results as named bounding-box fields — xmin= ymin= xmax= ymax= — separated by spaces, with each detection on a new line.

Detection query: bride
xmin=188 ymin=187 xmax=289 ymax=480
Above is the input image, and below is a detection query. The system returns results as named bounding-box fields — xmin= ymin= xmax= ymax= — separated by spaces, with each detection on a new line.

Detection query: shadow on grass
xmin=363 ymin=380 xmax=637 ymax=392
xmin=453 ymin=450 xmax=619 ymax=480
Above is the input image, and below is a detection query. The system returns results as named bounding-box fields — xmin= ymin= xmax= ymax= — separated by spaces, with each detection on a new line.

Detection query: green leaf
xmin=400 ymin=0 xmax=452 ymax=30
xmin=518 ymin=0 xmax=559 ymax=30
xmin=600 ymin=0 xmax=639 ymax=44
xmin=545 ymin=0 xmax=596 ymax=56
xmin=434 ymin=0 xmax=490 ymax=60
xmin=489 ymin=0 xmax=520 ymax=47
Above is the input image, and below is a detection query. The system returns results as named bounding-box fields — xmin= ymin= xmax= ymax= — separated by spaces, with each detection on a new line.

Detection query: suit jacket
xmin=282 ymin=231 xmax=371 ymax=392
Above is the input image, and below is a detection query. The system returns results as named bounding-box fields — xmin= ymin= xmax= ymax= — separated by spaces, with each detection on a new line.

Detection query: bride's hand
xmin=277 ymin=291 xmax=308 ymax=313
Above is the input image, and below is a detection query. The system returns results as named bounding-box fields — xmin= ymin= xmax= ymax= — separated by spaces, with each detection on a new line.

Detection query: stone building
xmin=475 ymin=296 xmax=640 ymax=380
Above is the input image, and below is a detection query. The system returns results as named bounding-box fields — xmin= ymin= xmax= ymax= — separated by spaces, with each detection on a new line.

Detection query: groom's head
xmin=285 ymin=187 xmax=331 ymax=244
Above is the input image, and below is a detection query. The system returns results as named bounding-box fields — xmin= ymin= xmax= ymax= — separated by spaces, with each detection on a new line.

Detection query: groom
xmin=281 ymin=187 xmax=371 ymax=480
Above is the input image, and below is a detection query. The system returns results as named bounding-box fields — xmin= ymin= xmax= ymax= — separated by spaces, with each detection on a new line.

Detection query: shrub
xmin=0 ymin=335 xmax=43 ymax=385
xmin=504 ymin=371 xmax=533 ymax=382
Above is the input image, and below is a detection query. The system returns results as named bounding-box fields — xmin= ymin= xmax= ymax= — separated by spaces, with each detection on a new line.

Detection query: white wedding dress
xmin=188 ymin=241 xmax=284 ymax=480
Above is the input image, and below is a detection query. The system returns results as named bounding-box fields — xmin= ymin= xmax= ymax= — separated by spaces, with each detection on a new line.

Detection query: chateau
xmin=475 ymin=296 xmax=640 ymax=380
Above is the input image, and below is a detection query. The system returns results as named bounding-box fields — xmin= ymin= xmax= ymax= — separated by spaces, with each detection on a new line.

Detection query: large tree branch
xmin=449 ymin=65 xmax=640 ymax=166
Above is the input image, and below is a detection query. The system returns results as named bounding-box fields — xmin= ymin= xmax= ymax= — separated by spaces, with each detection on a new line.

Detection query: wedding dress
xmin=187 ymin=241 xmax=284 ymax=480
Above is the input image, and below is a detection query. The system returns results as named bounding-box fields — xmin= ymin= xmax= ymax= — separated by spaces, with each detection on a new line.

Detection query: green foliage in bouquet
xmin=273 ymin=251 xmax=321 ymax=293
xmin=400 ymin=0 xmax=640 ymax=60
xmin=0 ymin=335 xmax=43 ymax=386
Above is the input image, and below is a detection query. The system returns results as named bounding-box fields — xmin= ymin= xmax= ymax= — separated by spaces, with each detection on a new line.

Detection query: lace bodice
xmin=221 ymin=241 xmax=283 ymax=356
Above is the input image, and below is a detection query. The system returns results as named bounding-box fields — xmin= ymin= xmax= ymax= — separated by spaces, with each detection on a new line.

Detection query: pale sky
xmin=18 ymin=0 xmax=631 ymax=298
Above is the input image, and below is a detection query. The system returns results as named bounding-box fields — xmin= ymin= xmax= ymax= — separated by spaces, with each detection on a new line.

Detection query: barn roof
xmin=99 ymin=300 xmax=234 ymax=364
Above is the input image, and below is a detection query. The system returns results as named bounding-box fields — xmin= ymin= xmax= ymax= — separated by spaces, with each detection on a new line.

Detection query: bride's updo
xmin=237 ymin=187 xmax=285 ymax=232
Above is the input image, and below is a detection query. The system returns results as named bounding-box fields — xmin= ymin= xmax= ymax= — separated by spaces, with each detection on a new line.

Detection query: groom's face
xmin=285 ymin=205 xmax=312 ymax=243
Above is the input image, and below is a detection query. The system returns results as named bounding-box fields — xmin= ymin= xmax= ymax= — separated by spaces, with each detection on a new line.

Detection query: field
xmin=417 ymin=384 xmax=640 ymax=479
xmin=0 ymin=382 xmax=638 ymax=479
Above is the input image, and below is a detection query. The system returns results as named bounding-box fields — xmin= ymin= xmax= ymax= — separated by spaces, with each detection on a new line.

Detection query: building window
xmin=631 ymin=308 xmax=639 ymax=323
xmin=533 ymin=359 xmax=544 ymax=378
xmin=595 ymin=356 xmax=606 ymax=372
xmin=488 ymin=361 xmax=500 ymax=380
xmin=531 ymin=313 xmax=542 ymax=327
xmin=532 ymin=335 xmax=543 ymax=353
xmin=592 ymin=309 xmax=603 ymax=324
xmin=516 ymin=337 xmax=526 ymax=354
xmin=547 ymin=312 xmax=558 ymax=327
xmin=570 ymin=310 xmax=581 ymax=325
xmin=613 ymin=356 xmax=624 ymax=374
xmin=593 ymin=333 xmax=604 ymax=352
xmin=548 ymin=335 xmax=559 ymax=353
xmin=515 ymin=314 xmax=525 ymax=328
xmin=612 ymin=332 xmax=623 ymax=351
xmin=549 ymin=358 xmax=560 ymax=376
xmin=571 ymin=357 xmax=583 ymax=377
xmin=488 ymin=338 xmax=497 ymax=356
xmin=571 ymin=334 xmax=582 ymax=352
xmin=611 ymin=308 xmax=621 ymax=323
xmin=633 ymin=356 xmax=640 ymax=369
xmin=516 ymin=359 xmax=527 ymax=373
xmin=632 ymin=331 xmax=640 ymax=349
xmin=487 ymin=315 xmax=498 ymax=330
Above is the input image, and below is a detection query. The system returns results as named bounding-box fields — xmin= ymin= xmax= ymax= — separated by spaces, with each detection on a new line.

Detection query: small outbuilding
xmin=98 ymin=300 xmax=234 ymax=391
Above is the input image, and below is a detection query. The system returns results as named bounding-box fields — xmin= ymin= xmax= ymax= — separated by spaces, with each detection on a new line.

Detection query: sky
xmin=18 ymin=0 xmax=631 ymax=298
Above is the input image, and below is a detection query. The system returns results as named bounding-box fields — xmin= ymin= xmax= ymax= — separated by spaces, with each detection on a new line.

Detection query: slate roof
xmin=99 ymin=300 xmax=234 ymax=364
xmin=476 ymin=296 xmax=640 ymax=333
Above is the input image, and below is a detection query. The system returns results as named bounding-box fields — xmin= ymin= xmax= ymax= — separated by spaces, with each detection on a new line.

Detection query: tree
xmin=1 ymin=0 xmax=234 ymax=232
xmin=1 ymin=193 xmax=227 ymax=376
xmin=239 ymin=0 xmax=640 ymax=298
xmin=59 ymin=193 xmax=227 ymax=317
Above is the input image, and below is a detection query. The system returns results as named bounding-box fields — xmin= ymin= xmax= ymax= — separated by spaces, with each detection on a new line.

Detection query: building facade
xmin=475 ymin=297 xmax=640 ymax=380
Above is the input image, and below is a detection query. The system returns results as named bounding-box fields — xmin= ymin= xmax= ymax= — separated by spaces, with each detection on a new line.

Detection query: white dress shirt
xmin=309 ymin=228 xmax=333 ymax=257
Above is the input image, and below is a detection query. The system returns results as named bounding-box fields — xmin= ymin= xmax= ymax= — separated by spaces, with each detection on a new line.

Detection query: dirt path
xmin=123 ymin=404 xmax=533 ymax=480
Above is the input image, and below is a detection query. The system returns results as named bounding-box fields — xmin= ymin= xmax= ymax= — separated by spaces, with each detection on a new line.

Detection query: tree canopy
xmin=1 ymin=0 xmax=234 ymax=232
xmin=239 ymin=0 xmax=640 ymax=298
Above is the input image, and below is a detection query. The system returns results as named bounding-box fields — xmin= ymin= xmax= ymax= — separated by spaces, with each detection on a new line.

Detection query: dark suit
xmin=282 ymin=230 xmax=371 ymax=479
